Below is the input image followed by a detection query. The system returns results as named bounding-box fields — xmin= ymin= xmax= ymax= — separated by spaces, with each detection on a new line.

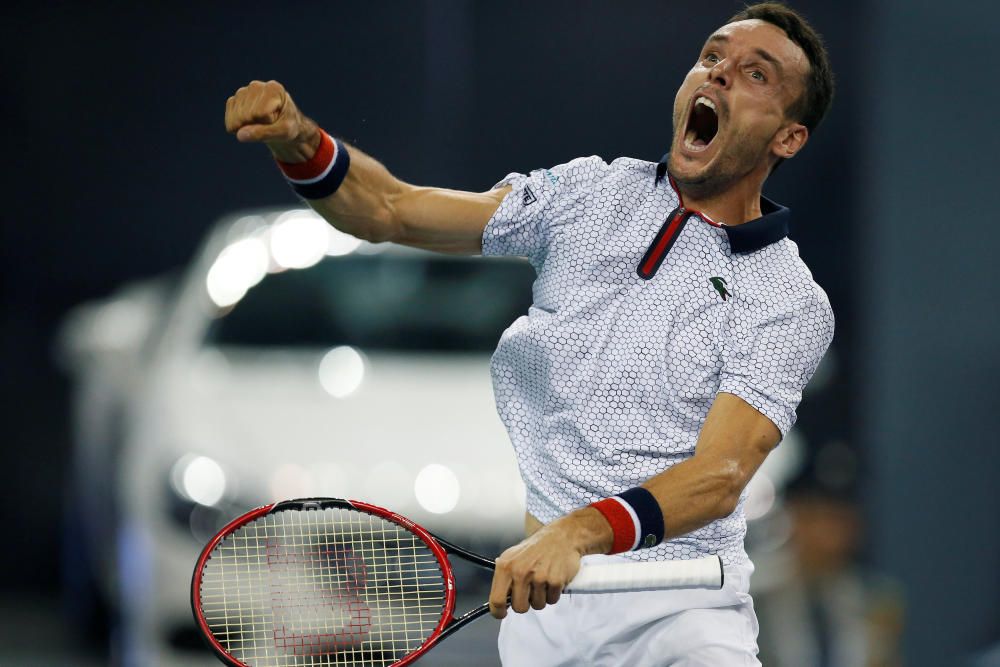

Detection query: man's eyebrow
xmin=752 ymin=48 xmax=784 ymax=75
xmin=704 ymin=33 xmax=729 ymax=48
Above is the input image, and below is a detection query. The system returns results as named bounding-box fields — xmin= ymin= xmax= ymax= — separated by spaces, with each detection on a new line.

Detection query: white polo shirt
xmin=482 ymin=154 xmax=834 ymax=566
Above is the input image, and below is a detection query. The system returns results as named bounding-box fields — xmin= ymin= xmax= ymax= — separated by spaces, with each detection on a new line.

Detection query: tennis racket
xmin=191 ymin=497 xmax=724 ymax=667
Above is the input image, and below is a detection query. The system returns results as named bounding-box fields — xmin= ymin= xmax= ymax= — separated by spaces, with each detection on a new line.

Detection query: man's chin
xmin=668 ymin=154 xmax=739 ymax=202
xmin=668 ymin=151 xmax=715 ymax=186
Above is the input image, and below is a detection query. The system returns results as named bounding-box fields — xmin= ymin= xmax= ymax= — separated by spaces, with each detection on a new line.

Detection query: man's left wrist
xmin=589 ymin=487 xmax=666 ymax=554
xmin=557 ymin=507 xmax=615 ymax=556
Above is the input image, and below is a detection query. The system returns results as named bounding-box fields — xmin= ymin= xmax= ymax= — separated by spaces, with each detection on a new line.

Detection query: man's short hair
xmin=727 ymin=2 xmax=835 ymax=133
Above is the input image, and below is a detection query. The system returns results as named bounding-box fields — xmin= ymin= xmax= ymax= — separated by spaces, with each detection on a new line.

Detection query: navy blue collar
xmin=655 ymin=153 xmax=790 ymax=254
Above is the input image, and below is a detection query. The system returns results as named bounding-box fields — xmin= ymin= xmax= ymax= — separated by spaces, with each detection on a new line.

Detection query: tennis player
xmin=226 ymin=3 xmax=834 ymax=664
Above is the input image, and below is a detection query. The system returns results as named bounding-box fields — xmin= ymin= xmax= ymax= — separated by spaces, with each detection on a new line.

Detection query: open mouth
xmin=683 ymin=96 xmax=719 ymax=152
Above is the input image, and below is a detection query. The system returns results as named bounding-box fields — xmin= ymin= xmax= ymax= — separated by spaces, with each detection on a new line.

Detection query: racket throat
xmin=435 ymin=603 xmax=493 ymax=644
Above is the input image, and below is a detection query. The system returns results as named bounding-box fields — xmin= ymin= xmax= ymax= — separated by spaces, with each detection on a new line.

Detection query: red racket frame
xmin=190 ymin=497 xmax=472 ymax=667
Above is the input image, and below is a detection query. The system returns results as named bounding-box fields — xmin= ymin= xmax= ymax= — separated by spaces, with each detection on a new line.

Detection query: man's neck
xmin=677 ymin=170 xmax=767 ymax=227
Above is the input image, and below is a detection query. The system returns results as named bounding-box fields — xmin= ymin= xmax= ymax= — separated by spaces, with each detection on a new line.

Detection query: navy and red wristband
xmin=590 ymin=487 xmax=666 ymax=553
xmin=275 ymin=129 xmax=351 ymax=200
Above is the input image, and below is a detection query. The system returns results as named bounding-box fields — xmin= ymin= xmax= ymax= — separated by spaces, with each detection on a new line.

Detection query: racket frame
xmin=190 ymin=497 xmax=494 ymax=667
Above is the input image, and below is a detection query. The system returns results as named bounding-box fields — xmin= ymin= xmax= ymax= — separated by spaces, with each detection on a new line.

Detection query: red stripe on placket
xmin=638 ymin=175 xmax=723 ymax=279
xmin=637 ymin=207 xmax=691 ymax=280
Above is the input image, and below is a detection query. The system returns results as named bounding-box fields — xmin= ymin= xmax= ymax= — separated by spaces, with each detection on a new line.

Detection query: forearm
xmin=265 ymin=120 xmax=408 ymax=243
xmin=546 ymin=456 xmax=741 ymax=556
xmin=557 ymin=392 xmax=778 ymax=556
xmin=490 ymin=459 xmax=743 ymax=619
xmin=307 ymin=144 xmax=506 ymax=253
xmin=305 ymin=139 xmax=410 ymax=245
xmin=641 ymin=454 xmax=744 ymax=539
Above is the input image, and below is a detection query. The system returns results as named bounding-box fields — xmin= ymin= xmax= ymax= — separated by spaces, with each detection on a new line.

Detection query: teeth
xmin=695 ymin=96 xmax=716 ymax=111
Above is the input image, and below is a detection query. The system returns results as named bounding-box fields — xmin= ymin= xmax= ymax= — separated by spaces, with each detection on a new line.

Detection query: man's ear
xmin=772 ymin=122 xmax=809 ymax=160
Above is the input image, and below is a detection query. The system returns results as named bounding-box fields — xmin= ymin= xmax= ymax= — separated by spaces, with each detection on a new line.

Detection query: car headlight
xmin=414 ymin=463 xmax=461 ymax=514
xmin=169 ymin=454 xmax=227 ymax=506
xmin=165 ymin=454 xmax=244 ymax=544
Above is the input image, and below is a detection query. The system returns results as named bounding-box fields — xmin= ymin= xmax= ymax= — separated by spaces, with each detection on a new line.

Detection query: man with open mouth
xmin=225 ymin=2 xmax=835 ymax=665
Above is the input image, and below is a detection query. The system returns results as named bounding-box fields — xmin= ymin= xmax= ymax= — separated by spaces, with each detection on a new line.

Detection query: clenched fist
xmin=225 ymin=80 xmax=320 ymax=163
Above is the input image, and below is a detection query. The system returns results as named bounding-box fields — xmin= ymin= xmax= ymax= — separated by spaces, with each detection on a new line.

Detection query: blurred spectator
xmin=754 ymin=442 xmax=904 ymax=667
xmin=969 ymin=641 xmax=1000 ymax=667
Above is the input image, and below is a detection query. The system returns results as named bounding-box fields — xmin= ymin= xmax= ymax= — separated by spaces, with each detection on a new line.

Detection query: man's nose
xmin=708 ymin=59 xmax=731 ymax=89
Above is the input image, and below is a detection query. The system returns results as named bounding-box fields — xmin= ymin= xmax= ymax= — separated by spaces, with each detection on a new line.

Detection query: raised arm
xmin=225 ymin=80 xmax=508 ymax=254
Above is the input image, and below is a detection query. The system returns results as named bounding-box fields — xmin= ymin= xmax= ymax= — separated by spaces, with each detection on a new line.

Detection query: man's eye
xmin=750 ymin=69 xmax=766 ymax=81
xmin=703 ymin=53 xmax=719 ymax=64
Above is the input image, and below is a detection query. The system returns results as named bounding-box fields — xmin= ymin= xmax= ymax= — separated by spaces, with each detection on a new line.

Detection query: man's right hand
xmin=225 ymin=80 xmax=321 ymax=163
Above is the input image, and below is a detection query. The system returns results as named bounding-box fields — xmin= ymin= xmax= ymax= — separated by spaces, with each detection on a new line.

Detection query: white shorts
xmin=498 ymin=555 xmax=760 ymax=667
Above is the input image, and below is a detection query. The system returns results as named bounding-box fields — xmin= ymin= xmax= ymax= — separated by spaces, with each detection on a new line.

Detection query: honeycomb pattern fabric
xmin=482 ymin=155 xmax=834 ymax=566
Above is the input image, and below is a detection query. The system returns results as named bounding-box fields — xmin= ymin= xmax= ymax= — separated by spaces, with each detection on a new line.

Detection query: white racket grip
xmin=564 ymin=555 xmax=724 ymax=593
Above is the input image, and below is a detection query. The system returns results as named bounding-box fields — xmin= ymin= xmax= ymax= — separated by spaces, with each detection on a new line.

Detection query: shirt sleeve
xmin=481 ymin=155 xmax=608 ymax=265
xmin=718 ymin=292 xmax=835 ymax=437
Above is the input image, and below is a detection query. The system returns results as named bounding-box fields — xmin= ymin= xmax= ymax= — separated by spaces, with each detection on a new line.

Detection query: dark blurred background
xmin=1 ymin=1 xmax=997 ymax=666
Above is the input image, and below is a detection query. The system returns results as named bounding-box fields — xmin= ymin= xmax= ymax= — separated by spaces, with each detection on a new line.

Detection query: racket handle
xmin=564 ymin=555 xmax=724 ymax=593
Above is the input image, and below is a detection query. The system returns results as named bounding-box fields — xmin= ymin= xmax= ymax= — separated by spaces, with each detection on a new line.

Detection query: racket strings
xmin=198 ymin=507 xmax=448 ymax=666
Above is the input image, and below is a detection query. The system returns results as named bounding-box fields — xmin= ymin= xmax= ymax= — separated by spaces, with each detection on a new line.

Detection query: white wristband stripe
xmin=285 ymin=142 xmax=340 ymax=185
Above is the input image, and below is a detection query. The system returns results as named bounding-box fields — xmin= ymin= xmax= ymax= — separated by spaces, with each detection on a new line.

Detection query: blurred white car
xmin=59 ymin=208 xmax=536 ymax=665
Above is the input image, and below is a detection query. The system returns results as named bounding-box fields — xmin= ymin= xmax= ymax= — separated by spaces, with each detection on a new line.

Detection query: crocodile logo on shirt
xmin=710 ymin=276 xmax=731 ymax=301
